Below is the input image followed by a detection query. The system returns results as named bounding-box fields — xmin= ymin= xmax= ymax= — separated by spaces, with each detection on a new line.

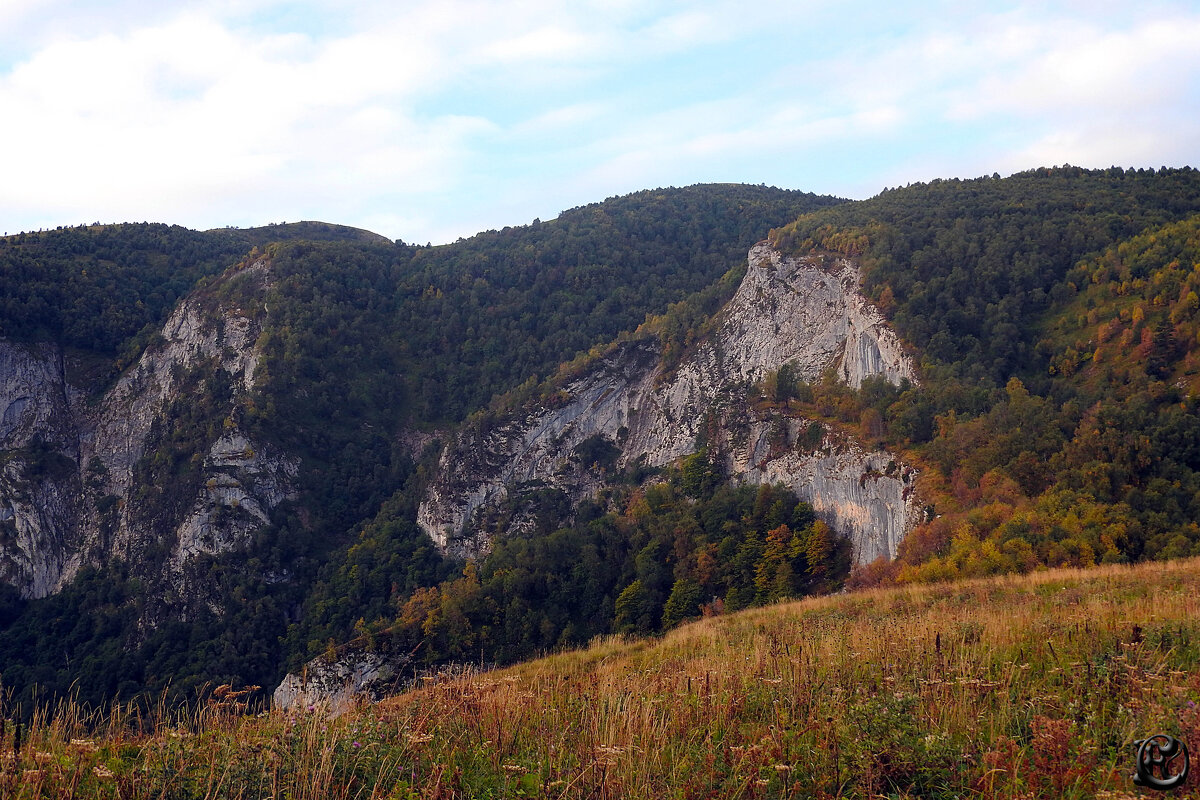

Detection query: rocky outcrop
xmin=418 ymin=243 xmax=920 ymax=563
xmin=169 ymin=431 xmax=298 ymax=569
xmin=0 ymin=260 xmax=299 ymax=600
xmin=274 ymin=650 xmax=404 ymax=717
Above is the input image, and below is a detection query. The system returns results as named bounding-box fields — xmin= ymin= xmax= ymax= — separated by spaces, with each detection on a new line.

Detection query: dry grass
xmin=4 ymin=558 xmax=1200 ymax=797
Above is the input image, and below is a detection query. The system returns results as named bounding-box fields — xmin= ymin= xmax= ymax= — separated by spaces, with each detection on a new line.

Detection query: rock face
xmin=0 ymin=260 xmax=298 ymax=601
xmin=274 ymin=649 xmax=406 ymax=717
xmin=419 ymin=243 xmax=921 ymax=563
xmin=0 ymin=342 xmax=81 ymax=597
xmin=722 ymin=417 xmax=919 ymax=565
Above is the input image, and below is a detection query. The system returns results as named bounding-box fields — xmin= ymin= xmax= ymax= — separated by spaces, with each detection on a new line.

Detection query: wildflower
xmin=93 ymin=765 xmax=115 ymax=779
xmin=353 ymin=741 xmax=362 ymax=748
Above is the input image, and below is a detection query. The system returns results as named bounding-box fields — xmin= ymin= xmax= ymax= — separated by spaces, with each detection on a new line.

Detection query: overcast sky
xmin=2 ymin=0 xmax=1198 ymax=244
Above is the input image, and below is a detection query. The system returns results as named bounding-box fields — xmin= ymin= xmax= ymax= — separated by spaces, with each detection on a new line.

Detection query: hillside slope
xmin=7 ymin=558 xmax=1198 ymax=798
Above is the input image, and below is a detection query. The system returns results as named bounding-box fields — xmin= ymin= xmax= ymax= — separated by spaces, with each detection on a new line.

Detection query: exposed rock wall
xmin=169 ymin=431 xmax=298 ymax=571
xmin=0 ymin=260 xmax=298 ymax=600
xmin=0 ymin=342 xmax=85 ymax=596
xmin=419 ymin=243 xmax=921 ymax=563
xmin=725 ymin=417 xmax=921 ymax=565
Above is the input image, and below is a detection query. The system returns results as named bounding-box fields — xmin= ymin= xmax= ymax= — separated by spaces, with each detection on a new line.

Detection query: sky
xmin=1 ymin=1 xmax=1199 ymax=245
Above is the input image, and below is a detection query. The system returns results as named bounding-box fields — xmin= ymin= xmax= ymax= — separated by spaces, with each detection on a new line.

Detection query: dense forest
xmin=0 ymin=220 xmax=389 ymax=363
xmin=3 ymin=169 xmax=1200 ymax=713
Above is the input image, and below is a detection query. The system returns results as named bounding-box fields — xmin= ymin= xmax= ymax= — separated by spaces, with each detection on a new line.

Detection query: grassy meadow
xmin=4 ymin=557 xmax=1200 ymax=798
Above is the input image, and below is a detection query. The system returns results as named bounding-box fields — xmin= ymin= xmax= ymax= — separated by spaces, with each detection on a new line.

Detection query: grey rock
xmin=274 ymin=650 xmax=404 ymax=717
xmin=0 ymin=259 xmax=299 ymax=601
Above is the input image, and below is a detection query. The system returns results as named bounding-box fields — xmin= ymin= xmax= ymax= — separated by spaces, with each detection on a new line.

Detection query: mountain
xmin=0 ymin=184 xmax=840 ymax=706
xmin=3 ymin=169 xmax=1200 ymax=711
xmin=769 ymin=167 xmax=1200 ymax=582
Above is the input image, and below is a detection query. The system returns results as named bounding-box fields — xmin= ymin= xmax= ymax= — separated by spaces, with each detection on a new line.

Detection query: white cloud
xmin=951 ymin=15 xmax=1200 ymax=118
xmin=0 ymin=4 xmax=499 ymax=236
xmin=571 ymin=98 xmax=906 ymax=200
xmin=0 ymin=0 xmax=51 ymax=30
xmin=510 ymin=102 xmax=608 ymax=136
xmin=483 ymin=26 xmax=595 ymax=63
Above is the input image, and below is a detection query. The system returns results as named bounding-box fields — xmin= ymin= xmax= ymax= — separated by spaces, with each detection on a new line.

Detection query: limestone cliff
xmin=0 ymin=260 xmax=298 ymax=600
xmin=418 ymin=243 xmax=921 ymax=563
xmin=0 ymin=342 xmax=82 ymax=596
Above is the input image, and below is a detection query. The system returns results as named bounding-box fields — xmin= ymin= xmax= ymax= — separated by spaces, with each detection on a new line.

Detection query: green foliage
xmin=639 ymin=260 xmax=748 ymax=372
xmin=239 ymin=183 xmax=836 ymax=585
xmin=573 ymin=434 xmax=621 ymax=473
xmin=680 ymin=448 xmax=721 ymax=498
xmin=0 ymin=223 xmax=250 ymax=361
xmin=0 ymin=567 xmax=142 ymax=711
xmin=131 ymin=360 xmax=233 ymax=537
xmin=235 ymin=220 xmax=395 ymax=248
xmin=892 ymin=216 xmax=1200 ymax=579
xmin=10 ymin=170 xmax=1200 ymax=708
xmin=376 ymin=464 xmax=850 ymax=668
xmin=239 ymin=185 xmax=839 ymax=673
xmin=762 ymin=169 xmax=1200 ymax=582
xmin=288 ymin=492 xmax=455 ymax=665
xmin=390 ymin=183 xmax=838 ymax=422
xmin=660 ymin=577 xmax=702 ymax=628
xmin=614 ymin=579 xmax=654 ymax=635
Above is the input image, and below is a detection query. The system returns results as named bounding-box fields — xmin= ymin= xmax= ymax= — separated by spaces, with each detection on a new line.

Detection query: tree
xmin=614 ymin=580 xmax=654 ymax=635
xmin=661 ymin=578 xmax=702 ymax=629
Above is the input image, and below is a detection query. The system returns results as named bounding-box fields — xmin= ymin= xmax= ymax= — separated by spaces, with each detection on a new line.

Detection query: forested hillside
xmin=0 ymin=185 xmax=838 ymax=709
xmin=769 ymin=166 xmax=1200 ymax=582
xmin=4 ymin=169 xmax=1200 ymax=714
xmin=0 ymin=221 xmax=388 ymax=363
xmin=0 ymin=224 xmax=248 ymax=361
xmin=293 ymin=461 xmax=850 ymax=671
